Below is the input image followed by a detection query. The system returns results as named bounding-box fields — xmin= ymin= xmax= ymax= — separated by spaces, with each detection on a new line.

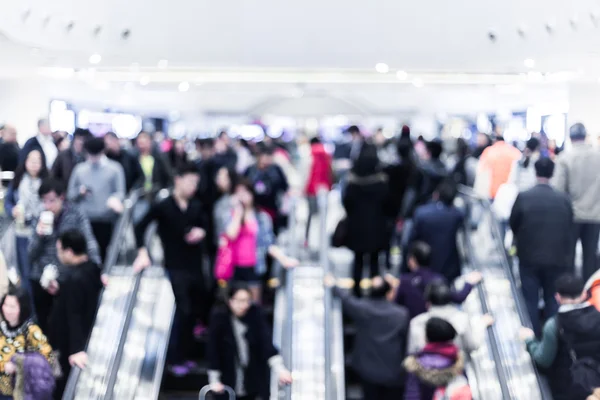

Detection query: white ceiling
xmin=2 ymin=0 xmax=600 ymax=73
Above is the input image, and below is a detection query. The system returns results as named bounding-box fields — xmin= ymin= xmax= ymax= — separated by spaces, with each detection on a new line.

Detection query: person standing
xmin=4 ymin=150 xmax=48 ymax=303
xmin=19 ymin=118 xmax=58 ymax=169
xmin=67 ymin=137 xmax=126 ymax=263
xmin=510 ymin=158 xmax=573 ymax=336
xmin=135 ymin=131 xmax=172 ymax=191
xmin=0 ymin=125 xmax=20 ymax=187
xmin=326 ymin=275 xmax=409 ymax=400
xmin=519 ymin=274 xmax=600 ymax=400
xmin=343 ymin=143 xmax=388 ymax=296
xmin=476 ymin=135 xmax=521 ymax=200
xmin=104 ymin=132 xmax=144 ymax=192
xmin=51 ymin=128 xmax=90 ymax=187
xmin=304 ymin=138 xmax=332 ymax=244
xmin=133 ymin=164 xmax=209 ymax=376
xmin=49 ymin=230 xmax=102 ymax=399
xmin=552 ymin=123 xmax=600 ymax=281
xmin=409 ymin=180 xmax=464 ymax=283
xmin=29 ymin=179 xmax=101 ymax=333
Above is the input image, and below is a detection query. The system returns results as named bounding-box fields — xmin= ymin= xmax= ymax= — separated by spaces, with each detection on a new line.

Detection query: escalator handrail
xmin=458 ymin=185 xmax=553 ymax=399
xmin=459 ymin=195 xmax=512 ymax=400
xmin=281 ymin=196 xmax=297 ymax=400
xmin=318 ymin=188 xmax=334 ymax=400
xmin=62 ymin=188 xmax=154 ymax=399
xmin=103 ymin=222 xmax=158 ymax=400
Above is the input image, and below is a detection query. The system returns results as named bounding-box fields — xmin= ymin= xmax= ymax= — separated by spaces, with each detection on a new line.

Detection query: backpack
xmin=557 ymin=318 xmax=600 ymax=396
xmin=433 ymin=375 xmax=472 ymax=400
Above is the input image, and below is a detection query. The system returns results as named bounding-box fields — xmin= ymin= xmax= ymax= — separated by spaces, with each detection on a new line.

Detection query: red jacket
xmin=306 ymin=143 xmax=333 ymax=196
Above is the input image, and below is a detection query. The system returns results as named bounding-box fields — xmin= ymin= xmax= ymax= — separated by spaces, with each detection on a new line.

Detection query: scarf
xmin=17 ymin=174 xmax=42 ymax=221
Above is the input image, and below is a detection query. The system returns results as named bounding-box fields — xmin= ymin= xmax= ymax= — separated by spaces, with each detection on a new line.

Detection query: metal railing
xmin=460 ymin=197 xmax=511 ymax=400
xmin=281 ymin=196 xmax=296 ymax=400
xmin=458 ymin=185 xmax=553 ymax=400
xmin=62 ymin=188 xmax=153 ymax=399
xmin=318 ymin=188 xmax=334 ymax=400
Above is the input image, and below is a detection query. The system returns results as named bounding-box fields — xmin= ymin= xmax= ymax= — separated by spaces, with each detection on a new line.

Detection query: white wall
xmin=0 ymin=80 xmax=51 ymax=144
xmin=568 ymin=83 xmax=600 ymax=138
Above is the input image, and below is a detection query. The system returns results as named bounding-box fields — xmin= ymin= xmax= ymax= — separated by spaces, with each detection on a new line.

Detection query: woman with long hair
xmin=508 ymin=137 xmax=541 ymax=192
xmin=224 ymin=179 xmax=297 ymax=302
xmin=207 ymin=284 xmax=292 ymax=399
xmin=4 ymin=150 xmax=48 ymax=302
xmin=0 ymin=287 xmax=54 ymax=400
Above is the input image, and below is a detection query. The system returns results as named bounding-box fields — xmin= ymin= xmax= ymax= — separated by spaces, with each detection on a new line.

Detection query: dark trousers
xmin=53 ymin=358 xmax=71 ymax=400
xmin=90 ymin=221 xmax=114 ymax=264
xmin=16 ymin=236 xmax=34 ymax=311
xmin=353 ymin=252 xmax=380 ymax=297
xmin=520 ymin=265 xmax=562 ymax=337
xmin=168 ymin=268 xmax=207 ymax=364
xmin=362 ymin=380 xmax=403 ymax=400
xmin=30 ymin=279 xmax=54 ymax=334
xmin=571 ymin=222 xmax=600 ymax=281
xmin=305 ymin=196 xmax=318 ymax=242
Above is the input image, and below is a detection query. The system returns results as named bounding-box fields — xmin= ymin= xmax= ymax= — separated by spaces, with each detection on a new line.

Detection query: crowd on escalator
xmin=2 ymin=118 xmax=600 ymax=400
xmin=326 ymin=123 xmax=600 ymax=400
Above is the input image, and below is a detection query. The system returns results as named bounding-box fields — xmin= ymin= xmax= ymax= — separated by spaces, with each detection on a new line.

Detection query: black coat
xmin=207 ymin=306 xmax=278 ymax=398
xmin=48 ymin=261 xmax=102 ymax=362
xmin=343 ymin=172 xmax=388 ymax=253
xmin=107 ymin=149 xmax=144 ymax=192
xmin=510 ymin=184 xmax=573 ymax=268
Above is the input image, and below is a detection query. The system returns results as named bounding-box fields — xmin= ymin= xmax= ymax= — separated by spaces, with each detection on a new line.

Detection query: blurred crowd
xmin=0 ymin=119 xmax=600 ymax=399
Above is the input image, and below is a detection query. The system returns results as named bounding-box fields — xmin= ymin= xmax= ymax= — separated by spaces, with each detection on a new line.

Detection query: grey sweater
xmin=552 ymin=142 xmax=600 ymax=222
xmin=67 ymin=157 xmax=126 ymax=222
xmin=29 ymin=203 xmax=101 ymax=280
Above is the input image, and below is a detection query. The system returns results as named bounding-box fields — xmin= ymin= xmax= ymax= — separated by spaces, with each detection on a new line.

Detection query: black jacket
xmin=510 ymin=184 xmax=573 ymax=268
xmin=106 ymin=148 xmax=144 ymax=192
xmin=343 ymin=172 xmax=388 ymax=253
xmin=51 ymin=149 xmax=85 ymax=186
xmin=19 ymin=136 xmax=56 ymax=167
xmin=334 ymin=287 xmax=409 ymax=386
xmin=0 ymin=142 xmax=19 ymax=173
xmin=547 ymin=304 xmax=600 ymax=400
xmin=48 ymin=260 xmax=102 ymax=359
xmin=207 ymin=306 xmax=278 ymax=398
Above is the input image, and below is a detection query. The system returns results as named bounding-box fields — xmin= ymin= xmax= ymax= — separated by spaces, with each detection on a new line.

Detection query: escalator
xmin=271 ymin=191 xmax=345 ymax=400
xmin=459 ymin=187 xmax=553 ymax=400
xmin=63 ymin=190 xmax=175 ymax=400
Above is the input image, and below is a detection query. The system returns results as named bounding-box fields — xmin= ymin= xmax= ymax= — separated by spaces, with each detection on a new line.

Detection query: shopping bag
xmin=215 ymin=235 xmax=234 ymax=281
xmin=491 ymin=183 xmax=518 ymax=221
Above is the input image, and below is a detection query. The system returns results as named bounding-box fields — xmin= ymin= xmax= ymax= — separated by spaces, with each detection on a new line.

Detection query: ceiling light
xmin=396 ymin=70 xmax=408 ymax=80
xmin=139 ymin=76 xmax=150 ymax=86
xmin=158 ymin=59 xmax=168 ymax=69
xmin=524 ymin=58 xmax=535 ymax=69
xmin=375 ymin=63 xmax=389 ymax=73
xmin=178 ymin=81 xmax=190 ymax=92
xmin=412 ymin=78 xmax=424 ymax=88
xmin=89 ymin=54 xmax=102 ymax=64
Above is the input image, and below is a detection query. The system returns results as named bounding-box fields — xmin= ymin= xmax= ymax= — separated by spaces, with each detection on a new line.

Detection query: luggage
xmin=199 ymin=384 xmax=236 ymax=399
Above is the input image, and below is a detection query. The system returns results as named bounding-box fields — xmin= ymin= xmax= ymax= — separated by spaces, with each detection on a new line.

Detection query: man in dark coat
xmin=51 ymin=128 xmax=90 ymax=186
xmin=409 ymin=180 xmax=464 ymax=283
xmin=104 ymin=131 xmax=144 ymax=192
xmin=19 ymin=118 xmax=58 ymax=168
xmin=0 ymin=125 xmax=19 ymax=187
xmin=48 ymin=229 xmax=103 ymax=399
xmin=510 ymin=157 xmax=573 ymax=336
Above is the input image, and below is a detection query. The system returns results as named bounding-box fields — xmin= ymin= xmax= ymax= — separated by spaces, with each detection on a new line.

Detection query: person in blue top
xmin=408 ymin=179 xmax=465 ymax=282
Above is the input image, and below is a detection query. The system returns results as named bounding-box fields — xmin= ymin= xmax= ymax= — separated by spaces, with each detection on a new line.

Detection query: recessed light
xmin=396 ymin=70 xmax=408 ymax=80
xmin=375 ymin=63 xmax=389 ymax=73
xmin=524 ymin=58 xmax=535 ymax=69
xmin=178 ymin=81 xmax=190 ymax=92
xmin=89 ymin=54 xmax=102 ymax=64
xmin=412 ymin=78 xmax=424 ymax=88
xmin=139 ymin=76 xmax=150 ymax=86
xmin=158 ymin=59 xmax=168 ymax=69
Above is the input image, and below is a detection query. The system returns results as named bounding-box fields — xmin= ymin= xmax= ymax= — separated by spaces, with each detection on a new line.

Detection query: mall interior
xmin=2 ymin=1 xmax=600 ymax=400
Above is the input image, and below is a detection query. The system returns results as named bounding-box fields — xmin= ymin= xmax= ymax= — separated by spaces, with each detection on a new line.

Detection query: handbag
xmin=332 ymin=218 xmax=348 ymax=248
xmin=215 ymin=235 xmax=234 ymax=281
xmin=557 ymin=317 xmax=600 ymax=397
